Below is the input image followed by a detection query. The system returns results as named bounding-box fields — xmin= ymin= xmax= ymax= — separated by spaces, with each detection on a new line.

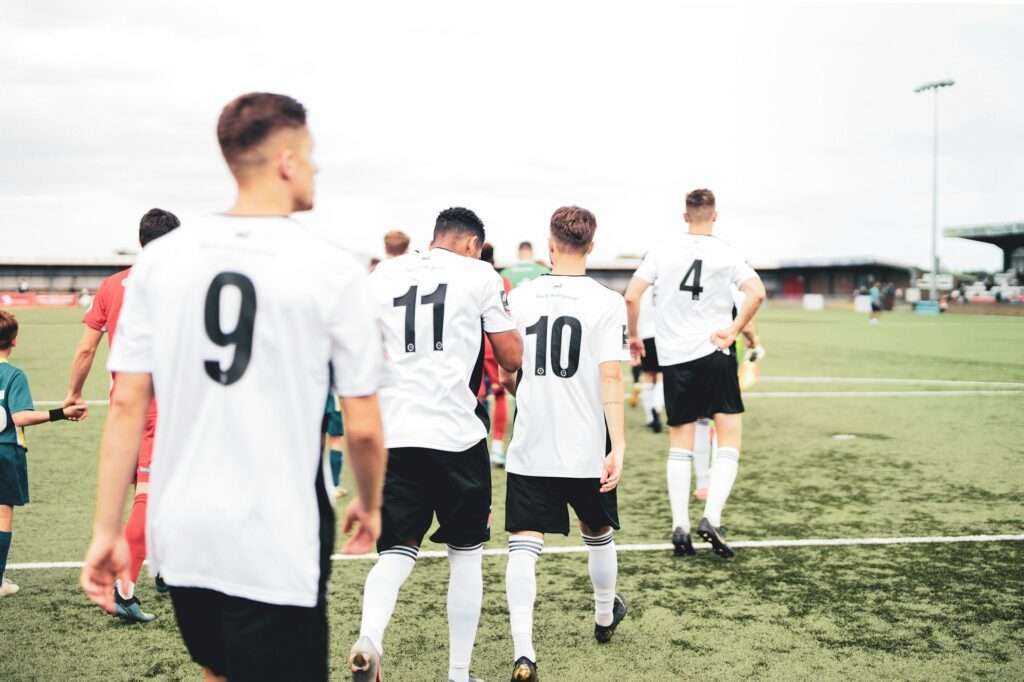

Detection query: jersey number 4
xmin=679 ymin=259 xmax=704 ymax=300
xmin=393 ymin=284 xmax=447 ymax=352
xmin=204 ymin=272 xmax=257 ymax=386
xmin=525 ymin=315 xmax=581 ymax=378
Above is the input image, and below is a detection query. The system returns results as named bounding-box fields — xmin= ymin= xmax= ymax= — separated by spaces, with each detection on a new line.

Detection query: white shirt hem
xmin=156 ymin=570 xmax=319 ymax=608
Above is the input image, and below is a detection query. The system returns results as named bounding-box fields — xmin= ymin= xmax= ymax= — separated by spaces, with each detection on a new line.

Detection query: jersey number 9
xmin=203 ymin=272 xmax=257 ymax=386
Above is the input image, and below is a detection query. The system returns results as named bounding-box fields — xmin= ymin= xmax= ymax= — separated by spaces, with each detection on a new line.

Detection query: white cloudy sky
xmin=3 ymin=1 xmax=1022 ymax=270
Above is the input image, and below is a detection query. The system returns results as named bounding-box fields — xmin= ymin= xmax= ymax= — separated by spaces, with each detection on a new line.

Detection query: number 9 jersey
xmin=369 ymin=248 xmax=515 ymax=452
xmin=634 ymin=234 xmax=758 ymax=366
xmin=505 ymin=275 xmax=630 ymax=479
xmin=107 ymin=215 xmax=387 ymax=608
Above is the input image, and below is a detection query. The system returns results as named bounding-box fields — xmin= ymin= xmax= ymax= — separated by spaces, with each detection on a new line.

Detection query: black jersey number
xmin=679 ymin=259 xmax=704 ymax=300
xmin=393 ymin=283 xmax=447 ymax=352
xmin=525 ymin=315 xmax=582 ymax=379
xmin=203 ymin=272 xmax=257 ymax=386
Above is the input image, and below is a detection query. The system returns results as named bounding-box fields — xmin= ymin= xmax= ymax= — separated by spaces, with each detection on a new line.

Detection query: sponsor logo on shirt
xmin=501 ymin=290 xmax=511 ymax=315
xmin=621 ymin=325 xmax=628 ymax=349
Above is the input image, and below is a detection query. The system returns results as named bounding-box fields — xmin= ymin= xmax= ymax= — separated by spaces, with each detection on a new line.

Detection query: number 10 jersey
xmin=369 ymin=248 xmax=515 ymax=452
xmin=505 ymin=275 xmax=629 ymax=479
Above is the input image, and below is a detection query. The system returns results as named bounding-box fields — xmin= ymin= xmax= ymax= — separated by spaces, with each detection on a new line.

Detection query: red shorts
xmin=136 ymin=402 xmax=157 ymax=483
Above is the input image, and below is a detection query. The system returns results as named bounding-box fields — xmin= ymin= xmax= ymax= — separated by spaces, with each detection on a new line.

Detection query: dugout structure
xmin=944 ymin=222 xmax=1024 ymax=275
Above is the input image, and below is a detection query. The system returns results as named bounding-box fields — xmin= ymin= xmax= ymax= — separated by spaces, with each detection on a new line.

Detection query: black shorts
xmin=871 ymin=302 xmax=882 ymax=312
xmin=505 ymin=472 xmax=620 ymax=536
xmin=378 ymin=439 xmax=491 ymax=550
xmin=0 ymin=444 xmax=29 ymax=506
xmin=640 ymin=337 xmax=660 ymax=373
xmin=169 ymin=586 xmax=328 ymax=681
xmin=662 ymin=350 xmax=744 ymax=426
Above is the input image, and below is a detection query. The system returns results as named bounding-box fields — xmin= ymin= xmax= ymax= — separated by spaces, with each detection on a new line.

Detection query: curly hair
xmin=139 ymin=208 xmax=181 ymax=247
xmin=433 ymin=207 xmax=485 ymax=244
xmin=550 ymin=206 xmax=596 ymax=253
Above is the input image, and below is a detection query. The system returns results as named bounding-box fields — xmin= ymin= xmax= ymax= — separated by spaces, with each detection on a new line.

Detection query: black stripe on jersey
xmin=470 ymin=323 xmax=490 ymax=433
xmin=315 ymin=448 xmax=334 ymax=603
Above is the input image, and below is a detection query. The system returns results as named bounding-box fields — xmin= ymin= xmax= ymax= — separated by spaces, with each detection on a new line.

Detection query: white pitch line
xmin=760 ymin=377 xmax=1024 ymax=388
xmin=745 ymin=390 xmax=1024 ymax=399
xmin=9 ymin=534 xmax=1023 ymax=570
xmin=36 ymin=400 xmax=109 ymax=407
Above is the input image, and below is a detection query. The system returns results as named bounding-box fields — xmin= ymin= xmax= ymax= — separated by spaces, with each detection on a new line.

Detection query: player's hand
xmin=600 ymin=449 xmax=624 ymax=493
xmin=80 ymin=531 xmax=131 ymax=615
xmin=628 ymin=336 xmax=645 ymax=367
xmin=63 ymin=402 xmax=88 ymax=422
xmin=746 ymin=345 xmax=767 ymax=363
xmin=63 ymin=393 xmax=88 ymax=421
xmin=711 ymin=328 xmax=737 ymax=351
xmin=340 ymin=498 xmax=381 ymax=555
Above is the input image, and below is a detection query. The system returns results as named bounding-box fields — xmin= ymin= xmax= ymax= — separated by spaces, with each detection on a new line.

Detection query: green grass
xmin=1 ymin=305 xmax=1022 ymax=680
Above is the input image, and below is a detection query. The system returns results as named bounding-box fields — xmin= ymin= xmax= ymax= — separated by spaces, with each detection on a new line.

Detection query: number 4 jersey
xmin=369 ymin=248 xmax=515 ymax=452
xmin=634 ymin=234 xmax=758 ymax=366
xmin=108 ymin=215 xmax=386 ymax=608
xmin=505 ymin=275 xmax=630 ymax=479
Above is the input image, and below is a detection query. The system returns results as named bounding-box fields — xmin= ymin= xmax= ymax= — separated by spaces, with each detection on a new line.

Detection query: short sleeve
xmin=83 ymin=279 xmax=109 ymax=332
xmin=107 ymin=259 xmax=155 ymax=374
xmin=634 ymin=253 xmax=658 ymax=284
xmin=328 ymin=267 xmax=387 ymax=397
xmin=480 ymin=270 xmax=516 ymax=334
xmin=598 ymin=296 xmax=631 ymax=364
xmin=7 ymin=371 xmax=34 ymax=413
xmin=730 ymin=250 xmax=757 ymax=288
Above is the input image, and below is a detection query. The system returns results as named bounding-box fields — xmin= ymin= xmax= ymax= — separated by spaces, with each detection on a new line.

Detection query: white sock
xmin=506 ymin=536 xmax=543 ymax=662
xmin=491 ymin=440 xmax=505 ymax=456
xmin=115 ymin=578 xmax=134 ymax=601
xmin=447 ymin=544 xmax=483 ymax=682
xmin=703 ymin=448 xmax=740 ymax=527
xmin=667 ymin=448 xmax=693 ymax=532
xmin=358 ymin=546 xmax=417 ymax=657
xmin=640 ymin=384 xmax=655 ymax=422
xmin=653 ymin=378 xmax=665 ymax=414
xmin=582 ymin=531 xmax=617 ymax=627
xmin=693 ymin=419 xmax=712 ymax=490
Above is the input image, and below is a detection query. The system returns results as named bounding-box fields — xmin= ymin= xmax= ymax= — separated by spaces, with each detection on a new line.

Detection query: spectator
xmin=500 ymin=241 xmax=549 ymax=288
xmin=383 ymin=230 xmax=410 ymax=258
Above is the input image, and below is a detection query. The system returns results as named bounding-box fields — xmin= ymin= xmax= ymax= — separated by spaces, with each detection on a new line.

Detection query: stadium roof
xmin=0 ymin=255 xmax=137 ymax=267
xmin=944 ymin=221 xmax=1024 ymax=241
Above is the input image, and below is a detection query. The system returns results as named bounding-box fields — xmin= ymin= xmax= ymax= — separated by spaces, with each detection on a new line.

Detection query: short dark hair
xmin=217 ymin=93 xmax=307 ymax=170
xmin=550 ymin=206 xmax=597 ymax=253
xmin=686 ymin=188 xmax=716 ymax=211
xmin=518 ymin=241 xmax=533 ymax=252
xmin=480 ymin=242 xmax=496 ymax=265
xmin=0 ymin=310 xmax=18 ymax=351
xmin=139 ymin=208 xmax=181 ymax=247
xmin=434 ymin=207 xmax=485 ymax=244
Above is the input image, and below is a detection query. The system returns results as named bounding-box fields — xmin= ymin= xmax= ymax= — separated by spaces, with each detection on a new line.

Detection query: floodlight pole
xmin=914 ymin=79 xmax=954 ymax=301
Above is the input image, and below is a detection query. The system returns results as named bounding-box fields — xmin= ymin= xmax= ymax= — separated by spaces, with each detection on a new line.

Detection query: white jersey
xmin=638 ymin=286 xmax=656 ymax=340
xmin=370 ymin=248 xmax=515 ymax=451
xmin=108 ymin=215 xmax=385 ymax=608
xmin=634 ymin=233 xmax=758 ymax=366
xmin=505 ymin=275 xmax=630 ymax=479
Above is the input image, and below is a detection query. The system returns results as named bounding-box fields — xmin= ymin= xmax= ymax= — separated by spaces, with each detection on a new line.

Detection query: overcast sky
xmin=3 ymin=1 xmax=1022 ymax=271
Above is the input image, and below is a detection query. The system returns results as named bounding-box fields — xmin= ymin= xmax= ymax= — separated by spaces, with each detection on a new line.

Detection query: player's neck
xmin=226 ymin=185 xmax=295 ymax=217
xmin=551 ymin=254 xmax=587 ymax=276
xmin=687 ymin=222 xmax=714 ymax=236
xmin=0 ymin=350 xmax=11 ymax=362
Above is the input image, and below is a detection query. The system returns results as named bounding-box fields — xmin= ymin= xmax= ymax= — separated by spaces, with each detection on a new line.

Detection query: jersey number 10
xmin=204 ymin=272 xmax=257 ymax=386
xmin=525 ymin=315 xmax=582 ymax=378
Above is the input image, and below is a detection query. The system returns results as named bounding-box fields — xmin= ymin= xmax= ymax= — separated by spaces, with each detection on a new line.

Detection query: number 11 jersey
xmin=634 ymin=233 xmax=757 ymax=367
xmin=505 ymin=275 xmax=629 ymax=479
xmin=369 ymin=248 xmax=515 ymax=452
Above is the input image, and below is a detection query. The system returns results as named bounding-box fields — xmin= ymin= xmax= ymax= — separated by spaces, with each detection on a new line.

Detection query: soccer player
xmin=869 ymin=281 xmax=882 ymax=324
xmin=80 ymin=92 xmax=389 ymax=682
xmin=348 ymin=207 xmax=523 ymax=682
xmin=501 ymin=241 xmax=550 ymax=288
xmin=625 ymin=189 xmax=765 ymax=558
xmin=1 ymin=311 xmax=87 ymax=598
xmin=501 ymin=206 xmax=629 ymax=682
xmin=384 ymin=230 xmax=411 ymax=258
xmin=324 ymin=394 xmax=346 ymax=497
xmin=479 ymin=242 xmax=513 ymax=466
xmin=65 ymin=207 xmax=181 ymax=623
xmin=636 ymin=285 xmax=665 ymax=433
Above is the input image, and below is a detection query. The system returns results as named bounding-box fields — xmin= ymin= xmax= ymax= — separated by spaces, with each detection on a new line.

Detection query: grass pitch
xmin=1 ymin=305 xmax=1022 ymax=681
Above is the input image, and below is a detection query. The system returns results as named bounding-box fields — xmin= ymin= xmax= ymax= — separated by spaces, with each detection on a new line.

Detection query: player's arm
xmin=499 ymin=366 xmax=518 ymax=396
xmin=712 ymin=276 xmax=766 ymax=351
xmin=82 ymin=372 xmax=152 ymax=613
xmin=65 ymin=326 xmax=104 ymax=416
xmin=487 ymin=329 xmax=523 ymax=373
xmin=623 ymin=277 xmax=651 ymax=365
xmin=12 ymin=405 xmax=87 ymax=427
xmin=339 ymin=394 xmax=387 ymax=553
xmin=599 ymin=360 xmax=626 ymax=493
